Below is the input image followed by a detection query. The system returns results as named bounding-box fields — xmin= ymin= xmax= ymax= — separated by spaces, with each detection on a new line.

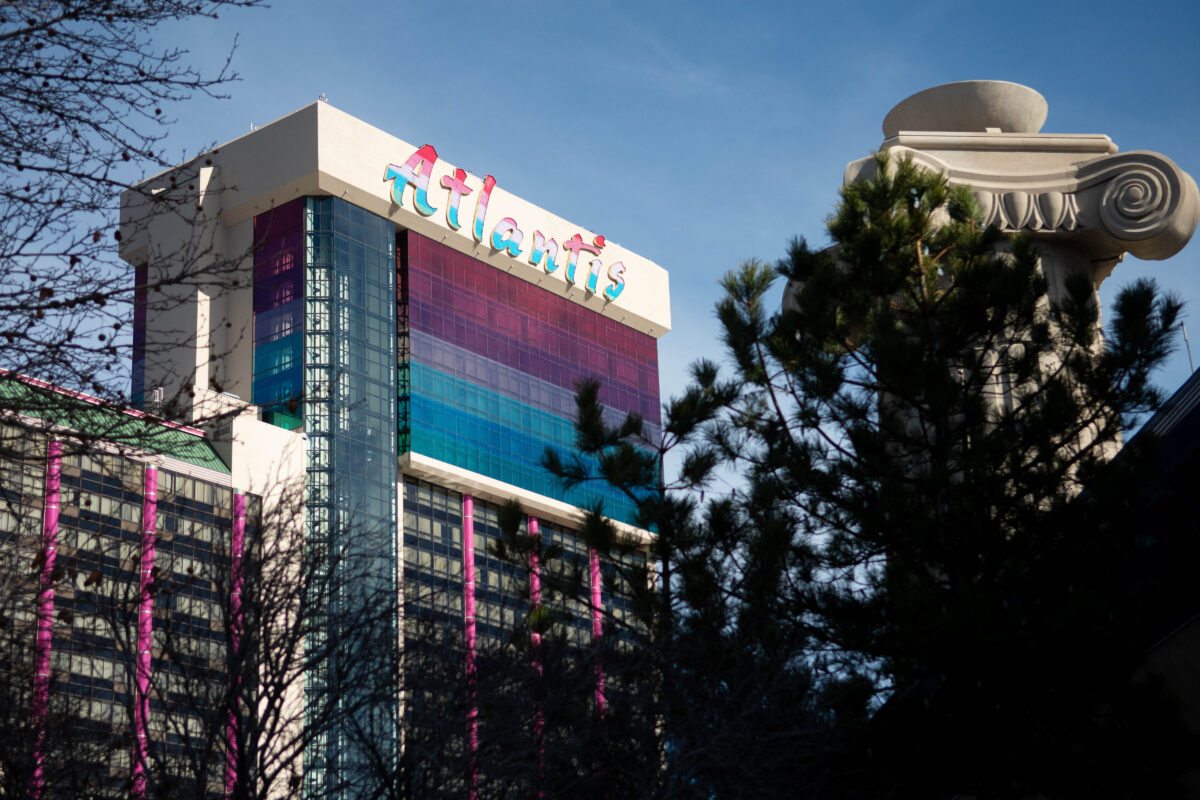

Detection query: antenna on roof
xmin=146 ymin=386 xmax=164 ymax=416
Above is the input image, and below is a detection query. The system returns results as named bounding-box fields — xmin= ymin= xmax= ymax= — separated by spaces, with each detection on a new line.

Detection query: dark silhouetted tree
xmin=538 ymin=152 xmax=1195 ymax=799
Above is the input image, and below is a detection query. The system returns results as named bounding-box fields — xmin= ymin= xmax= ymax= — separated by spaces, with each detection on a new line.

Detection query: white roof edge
xmin=400 ymin=452 xmax=654 ymax=546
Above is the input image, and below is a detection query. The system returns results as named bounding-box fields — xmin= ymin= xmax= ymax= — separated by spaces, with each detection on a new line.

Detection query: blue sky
xmin=156 ymin=0 xmax=1200 ymax=410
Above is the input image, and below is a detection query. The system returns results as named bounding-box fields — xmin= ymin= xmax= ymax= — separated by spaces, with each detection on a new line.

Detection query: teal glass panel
xmin=410 ymin=393 xmax=640 ymax=525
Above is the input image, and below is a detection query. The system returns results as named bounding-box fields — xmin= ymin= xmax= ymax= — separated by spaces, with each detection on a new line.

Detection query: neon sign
xmin=385 ymin=145 xmax=626 ymax=301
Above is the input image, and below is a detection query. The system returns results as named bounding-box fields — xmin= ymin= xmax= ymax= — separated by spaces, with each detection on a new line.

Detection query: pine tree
xmin=713 ymin=152 xmax=1190 ymax=798
xmin=540 ymin=152 xmax=1193 ymax=798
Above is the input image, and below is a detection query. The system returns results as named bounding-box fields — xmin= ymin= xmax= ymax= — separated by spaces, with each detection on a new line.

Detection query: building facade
xmin=118 ymin=102 xmax=671 ymax=797
xmin=0 ymin=376 xmax=252 ymax=798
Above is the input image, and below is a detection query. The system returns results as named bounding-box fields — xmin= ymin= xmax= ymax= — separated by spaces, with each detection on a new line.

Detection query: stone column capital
xmin=848 ymin=143 xmax=1200 ymax=262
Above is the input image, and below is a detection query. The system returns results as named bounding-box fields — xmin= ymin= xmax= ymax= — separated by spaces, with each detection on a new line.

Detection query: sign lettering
xmin=385 ymin=146 xmax=625 ymax=301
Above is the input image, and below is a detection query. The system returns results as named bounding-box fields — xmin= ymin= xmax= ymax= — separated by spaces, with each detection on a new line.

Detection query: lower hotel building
xmin=81 ymin=101 xmax=665 ymax=797
xmin=0 ymin=377 xmax=253 ymax=798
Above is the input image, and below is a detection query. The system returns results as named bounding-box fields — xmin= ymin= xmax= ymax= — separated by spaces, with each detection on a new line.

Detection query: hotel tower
xmin=118 ymin=101 xmax=670 ymax=797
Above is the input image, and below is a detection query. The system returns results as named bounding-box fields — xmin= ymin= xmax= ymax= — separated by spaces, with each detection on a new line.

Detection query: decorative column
xmin=822 ymin=81 xmax=1200 ymax=306
xmin=462 ymin=494 xmax=478 ymax=800
xmin=527 ymin=516 xmax=544 ymax=797
xmin=784 ymin=82 xmax=1200 ymax=466
xmin=28 ymin=439 xmax=61 ymax=800
xmin=589 ymin=548 xmax=605 ymax=716
xmin=225 ymin=492 xmax=247 ymax=798
xmin=132 ymin=465 xmax=158 ymax=799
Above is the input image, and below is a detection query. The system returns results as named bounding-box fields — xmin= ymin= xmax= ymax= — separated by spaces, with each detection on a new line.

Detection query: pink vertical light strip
xmin=528 ymin=516 xmax=544 ymax=798
xmin=589 ymin=548 xmax=606 ymax=716
xmin=528 ymin=517 xmax=542 ymax=644
xmin=225 ymin=493 xmax=247 ymax=798
xmin=463 ymin=494 xmax=478 ymax=800
xmin=132 ymin=466 xmax=158 ymax=800
xmin=28 ymin=439 xmax=62 ymax=800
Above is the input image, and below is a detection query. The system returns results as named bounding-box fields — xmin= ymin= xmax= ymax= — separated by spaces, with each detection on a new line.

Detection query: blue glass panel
xmin=253 ymin=332 xmax=302 ymax=375
xmin=251 ymin=369 xmax=302 ymax=405
xmin=410 ymin=395 xmax=640 ymax=525
xmin=410 ymin=331 xmax=662 ymax=446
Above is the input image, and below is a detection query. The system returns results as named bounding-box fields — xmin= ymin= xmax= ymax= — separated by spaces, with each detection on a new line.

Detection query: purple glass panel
xmin=253 ymin=270 xmax=302 ymax=315
xmin=406 ymin=265 xmax=656 ymax=365
xmin=254 ymin=199 xmax=304 ymax=316
xmin=408 ymin=231 xmax=662 ymax=367
xmin=403 ymin=231 xmax=661 ymax=426
xmin=253 ymin=199 xmax=305 ymax=414
xmin=407 ymin=233 xmax=657 ymax=358
xmin=409 ymin=298 xmax=659 ymax=423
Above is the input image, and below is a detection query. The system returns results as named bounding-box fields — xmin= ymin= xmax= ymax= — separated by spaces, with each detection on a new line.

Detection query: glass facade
xmin=401 ymin=478 xmax=530 ymax=649
xmin=399 ymin=232 xmax=661 ymax=526
xmin=399 ymin=474 xmax=643 ymax=663
xmin=118 ymin=107 xmax=668 ymax=794
xmin=247 ymin=197 xmax=659 ymax=795
xmin=299 ymin=197 xmax=399 ymax=799
xmin=252 ymin=198 xmax=306 ymax=430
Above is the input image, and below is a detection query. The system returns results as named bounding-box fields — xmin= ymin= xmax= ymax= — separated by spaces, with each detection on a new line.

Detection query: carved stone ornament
xmin=862 ymin=146 xmax=1200 ymax=262
xmin=845 ymin=81 xmax=1200 ymax=265
xmin=789 ymin=82 xmax=1200 ymax=316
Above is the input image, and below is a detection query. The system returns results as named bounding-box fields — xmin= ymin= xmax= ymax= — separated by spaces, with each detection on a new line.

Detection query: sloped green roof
xmin=0 ymin=376 xmax=229 ymax=474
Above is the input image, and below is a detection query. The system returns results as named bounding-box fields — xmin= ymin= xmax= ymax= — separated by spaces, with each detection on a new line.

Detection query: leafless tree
xmin=0 ymin=430 xmax=410 ymax=799
xmin=84 ymin=468 xmax=404 ymax=800
xmin=0 ymin=0 xmax=265 ymax=425
xmin=0 ymin=7 xmax=274 ymax=790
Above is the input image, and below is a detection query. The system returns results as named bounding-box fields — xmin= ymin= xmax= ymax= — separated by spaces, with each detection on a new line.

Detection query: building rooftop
xmin=0 ymin=373 xmax=230 ymax=473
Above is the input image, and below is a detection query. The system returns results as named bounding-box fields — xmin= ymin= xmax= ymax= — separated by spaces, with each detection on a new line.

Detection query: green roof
xmin=0 ymin=376 xmax=230 ymax=474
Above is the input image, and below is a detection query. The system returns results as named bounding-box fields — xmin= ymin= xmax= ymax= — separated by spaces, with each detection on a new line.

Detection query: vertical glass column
xmin=302 ymin=197 xmax=399 ymax=799
xmin=396 ymin=233 xmax=411 ymax=455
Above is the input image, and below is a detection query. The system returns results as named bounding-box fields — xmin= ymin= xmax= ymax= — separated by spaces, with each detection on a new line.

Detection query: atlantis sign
xmin=384 ymin=145 xmax=626 ymax=301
